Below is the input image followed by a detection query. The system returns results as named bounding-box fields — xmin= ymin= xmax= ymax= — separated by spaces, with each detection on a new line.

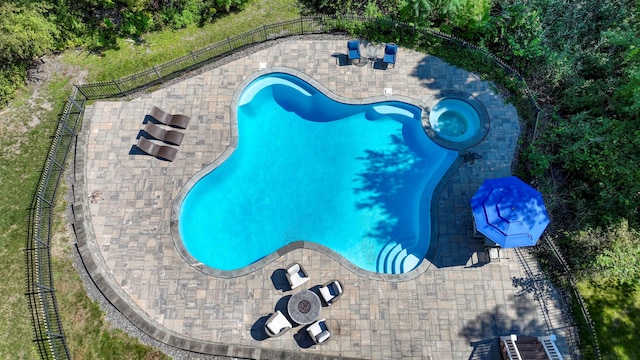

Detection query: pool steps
xmin=402 ymin=254 xmax=421 ymax=272
xmin=376 ymin=241 xmax=396 ymax=272
xmin=377 ymin=239 xmax=422 ymax=274
xmin=393 ymin=249 xmax=408 ymax=273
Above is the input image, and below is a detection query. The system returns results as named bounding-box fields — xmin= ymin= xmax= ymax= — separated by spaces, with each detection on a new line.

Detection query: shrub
xmin=567 ymin=221 xmax=640 ymax=289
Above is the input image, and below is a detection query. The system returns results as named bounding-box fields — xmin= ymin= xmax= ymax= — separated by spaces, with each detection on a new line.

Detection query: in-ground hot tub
xmin=423 ymin=91 xmax=490 ymax=150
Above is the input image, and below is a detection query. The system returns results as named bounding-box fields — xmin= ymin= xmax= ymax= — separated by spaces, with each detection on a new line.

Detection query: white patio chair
xmin=265 ymin=310 xmax=292 ymax=337
xmin=318 ymin=279 xmax=343 ymax=306
xmin=285 ymin=263 xmax=310 ymax=290
xmin=306 ymin=318 xmax=331 ymax=344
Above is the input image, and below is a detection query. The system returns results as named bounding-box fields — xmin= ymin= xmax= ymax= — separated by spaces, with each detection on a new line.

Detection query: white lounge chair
xmin=265 ymin=310 xmax=292 ymax=337
xmin=285 ymin=263 xmax=310 ymax=290
xmin=318 ymin=280 xmax=343 ymax=306
xmin=306 ymin=318 xmax=331 ymax=344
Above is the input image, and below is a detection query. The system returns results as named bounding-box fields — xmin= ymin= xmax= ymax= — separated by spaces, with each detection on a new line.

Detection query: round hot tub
xmin=429 ymin=99 xmax=480 ymax=142
xmin=423 ymin=91 xmax=490 ymax=150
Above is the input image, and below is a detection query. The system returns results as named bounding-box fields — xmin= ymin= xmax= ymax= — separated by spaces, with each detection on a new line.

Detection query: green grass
xmin=0 ymin=82 xmax=58 ymax=360
xmin=61 ymin=0 xmax=301 ymax=82
xmin=0 ymin=0 xmax=300 ymax=358
xmin=577 ymin=281 xmax=640 ymax=360
xmin=0 ymin=73 xmax=167 ymax=359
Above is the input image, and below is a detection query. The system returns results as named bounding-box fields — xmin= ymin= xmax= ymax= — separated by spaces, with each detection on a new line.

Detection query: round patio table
xmin=287 ymin=290 xmax=321 ymax=325
xmin=366 ymin=43 xmax=381 ymax=61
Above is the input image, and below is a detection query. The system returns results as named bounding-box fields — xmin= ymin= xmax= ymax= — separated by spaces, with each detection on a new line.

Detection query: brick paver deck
xmin=73 ymin=38 xmax=571 ymax=359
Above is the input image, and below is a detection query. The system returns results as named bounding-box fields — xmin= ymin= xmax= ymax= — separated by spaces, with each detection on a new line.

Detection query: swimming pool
xmin=177 ymin=71 xmax=458 ymax=274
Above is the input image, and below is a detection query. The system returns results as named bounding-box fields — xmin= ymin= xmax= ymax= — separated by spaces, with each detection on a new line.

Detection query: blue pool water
xmin=178 ymin=73 xmax=458 ymax=273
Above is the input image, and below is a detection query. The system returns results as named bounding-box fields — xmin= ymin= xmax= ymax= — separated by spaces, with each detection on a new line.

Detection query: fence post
xmin=263 ymin=25 xmax=268 ymax=41
xmin=75 ymin=85 xmax=89 ymax=100
xmin=113 ymin=80 xmax=123 ymax=97
xmin=190 ymin=51 xmax=198 ymax=65
xmin=227 ymin=37 xmax=233 ymax=52
xmin=300 ymin=17 xmax=304 ymax=35
xmin=152 ymin=66 xmax=162 ymax=80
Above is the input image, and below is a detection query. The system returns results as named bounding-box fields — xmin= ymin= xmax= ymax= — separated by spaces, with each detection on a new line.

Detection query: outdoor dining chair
xmin=264 ymin=310 xmax=292 ymax=337
xmin=318 ymin=280 xmax=343 ymax=306
xmin=347 ymin=40 xmax=361 ymax=64
xmin=306 ymin=318 xmax=331 ymax=344
xmin=285 ymin=263 xmax=310 ymax=290
xmin=383 ymin=43 xmax=398 ymax=68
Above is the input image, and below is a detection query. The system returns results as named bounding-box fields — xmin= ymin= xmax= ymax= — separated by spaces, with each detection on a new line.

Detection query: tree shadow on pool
xmin=353 ymin=127 xmax=438 ymax=271
xmin=354 ymin=132 xmax=427 ymax=235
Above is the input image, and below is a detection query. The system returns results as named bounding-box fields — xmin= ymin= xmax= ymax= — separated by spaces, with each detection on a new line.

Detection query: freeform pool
xmin=178 ymin=71 xmax=458 ymax=274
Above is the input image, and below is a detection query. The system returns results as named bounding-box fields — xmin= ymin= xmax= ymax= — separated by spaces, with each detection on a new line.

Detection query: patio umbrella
xmin=470 ymin=176 xmax=550 ymax=248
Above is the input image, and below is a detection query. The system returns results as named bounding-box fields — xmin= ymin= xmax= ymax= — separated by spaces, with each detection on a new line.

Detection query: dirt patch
xmin=28 ymin=54 xmax=89 ymax=86
xmin=1 ymin=55 xmax=89 ymax=156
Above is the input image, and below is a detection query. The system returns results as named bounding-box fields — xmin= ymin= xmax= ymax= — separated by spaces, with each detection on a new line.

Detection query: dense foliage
xmin=483 ymin=0 xmax=640 ymax=288
xmin=0 ymin=0 xmax=251 ymax=108
xmin=0 ymin=3 xmax=59 ymax=105
xmin=345 ymin=0 xmax=640 ymax=290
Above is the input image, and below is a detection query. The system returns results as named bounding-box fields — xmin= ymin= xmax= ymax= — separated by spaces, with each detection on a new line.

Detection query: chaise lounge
xmin=149 ymin=106 xmax=190 ymax=129
xmin=144 ymin=122 xmax=184 ymax=146
xmin=264 ymin=310 xmax=293 ymax=337
xmin=136 ymin=137 xmax=178 ymax=161
xmin=285 ymin=263 xmax=310 ymax=290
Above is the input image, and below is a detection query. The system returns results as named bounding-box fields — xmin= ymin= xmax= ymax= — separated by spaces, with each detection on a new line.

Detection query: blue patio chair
xmin=347 ymin=40 xmax=361 ymax=63
xmin=383 ymin=43 xmax=398 ymax=68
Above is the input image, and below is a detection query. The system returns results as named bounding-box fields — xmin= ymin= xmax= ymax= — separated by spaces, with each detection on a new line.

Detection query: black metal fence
xmin=538 ymin=236 xmax=603 ymax=359
xmin=76 ymin=17 xmax=332 ymax=100
xmin=27 ymin=15 xmax=595 ymax=360
xmin=26 ymin=87 xmax=85 ymax=360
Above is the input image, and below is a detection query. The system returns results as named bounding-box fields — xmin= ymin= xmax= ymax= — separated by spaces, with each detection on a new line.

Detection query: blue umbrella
xmin=470 ymin=176 xmax=550 ymax=248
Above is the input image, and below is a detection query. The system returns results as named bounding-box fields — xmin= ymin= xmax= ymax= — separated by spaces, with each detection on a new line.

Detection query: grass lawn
xmin=62 ymin=0 xmax=301 ymax=82
xmin=0 ymin=74 xmax=167 ymax=360
xmin=577 ymin=282 xmax=640 ymax=360
xmin=1 ymin=0 xmax=299 ymax=358
xmin=0 ymin=85 xmax=48 ymax=360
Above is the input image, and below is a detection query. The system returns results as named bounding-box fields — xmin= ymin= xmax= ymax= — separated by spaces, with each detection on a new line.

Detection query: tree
xmin=0 ymin=3 xmax=58 ymax=64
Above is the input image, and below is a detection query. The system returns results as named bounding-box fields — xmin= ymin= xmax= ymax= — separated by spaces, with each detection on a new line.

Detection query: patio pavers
xmin=74 ymin=38 xmax=571 ymax=359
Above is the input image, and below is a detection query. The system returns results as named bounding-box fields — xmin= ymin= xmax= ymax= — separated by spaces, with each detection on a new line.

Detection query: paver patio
xmin=73 ymin=37 xmax=572 ymax=359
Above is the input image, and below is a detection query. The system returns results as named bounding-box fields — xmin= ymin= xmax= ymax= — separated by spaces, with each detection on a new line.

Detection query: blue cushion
xmin=347 ymin=40 xmax=360 ymax=60
xmin=383 ymin=44 xmax=397 ymax=64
